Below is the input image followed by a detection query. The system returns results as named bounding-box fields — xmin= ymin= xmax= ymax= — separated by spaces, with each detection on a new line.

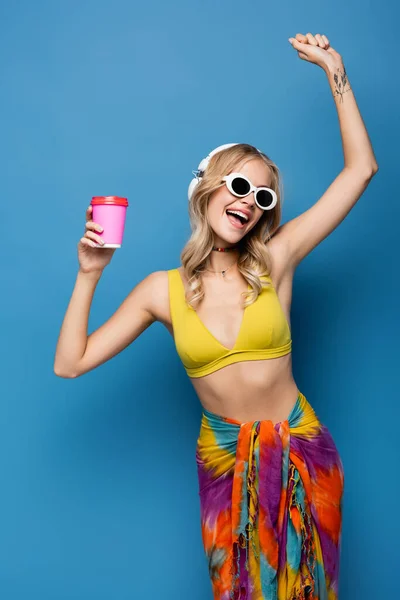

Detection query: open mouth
xmin=225 ymin=209 xmax=248 ymax=228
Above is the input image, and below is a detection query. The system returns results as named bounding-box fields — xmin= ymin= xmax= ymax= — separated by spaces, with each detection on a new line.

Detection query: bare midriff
xmin=189 ymin=352 xmax=299 ymax=424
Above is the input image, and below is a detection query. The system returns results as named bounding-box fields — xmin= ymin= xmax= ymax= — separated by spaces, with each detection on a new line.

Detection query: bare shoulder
xmin=139 ymin=269 xmax=172 ymax=325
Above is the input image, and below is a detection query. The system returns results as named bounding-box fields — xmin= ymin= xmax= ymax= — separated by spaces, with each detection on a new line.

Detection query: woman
xmin=54 ymin=33 xmax=378 ymax=600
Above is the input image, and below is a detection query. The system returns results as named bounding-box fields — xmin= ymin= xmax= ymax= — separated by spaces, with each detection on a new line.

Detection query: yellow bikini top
xmin=167 ymin=268 xmax=292 ymax=378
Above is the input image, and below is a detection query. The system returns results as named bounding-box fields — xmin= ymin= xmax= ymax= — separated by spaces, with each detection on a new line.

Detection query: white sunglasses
xmin=221 ymin=172 xmax=277 ymax=211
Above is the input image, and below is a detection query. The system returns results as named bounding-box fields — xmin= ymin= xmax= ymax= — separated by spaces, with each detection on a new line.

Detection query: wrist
xmin=78 ymin=268 xmax=103 ymax=282
xmin=324 ymin=59 xmax=345 ymax=77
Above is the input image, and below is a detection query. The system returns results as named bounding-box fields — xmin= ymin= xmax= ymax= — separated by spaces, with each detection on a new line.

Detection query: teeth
xmin=226 ymin=210 xmax=249 ymax=222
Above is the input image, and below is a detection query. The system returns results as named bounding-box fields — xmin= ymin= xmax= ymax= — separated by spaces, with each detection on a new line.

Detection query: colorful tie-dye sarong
xmin=196 ymin=391 xmax=344 ymax=600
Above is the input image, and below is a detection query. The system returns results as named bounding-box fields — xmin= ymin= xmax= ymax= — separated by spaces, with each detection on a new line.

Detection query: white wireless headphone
xmin=188 ymin=143 xmax=262 ymax=202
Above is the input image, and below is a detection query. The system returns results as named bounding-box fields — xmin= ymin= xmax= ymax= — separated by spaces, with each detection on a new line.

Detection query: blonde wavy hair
xmin=180 ymin=143 xmax=283 ymax=309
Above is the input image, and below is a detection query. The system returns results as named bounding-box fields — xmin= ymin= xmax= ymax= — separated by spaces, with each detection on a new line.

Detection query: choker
xmin=212 ymin=246 xmax=237 ymax=252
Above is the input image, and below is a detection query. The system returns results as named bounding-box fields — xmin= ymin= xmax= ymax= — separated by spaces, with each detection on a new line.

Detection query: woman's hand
xmin=288 ymin=33 xmax=343 ymax=73
xmin=77 ymin=205 xmax=116 ymax=274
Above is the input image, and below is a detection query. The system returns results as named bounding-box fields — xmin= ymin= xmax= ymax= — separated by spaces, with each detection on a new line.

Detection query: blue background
xmin=1 ymin=0 xmax=398 ymax=597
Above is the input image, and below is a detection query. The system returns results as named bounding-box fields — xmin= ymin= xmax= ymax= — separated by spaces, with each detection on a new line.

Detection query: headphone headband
xmin=188 ymin=143 xmax=262 ymax=201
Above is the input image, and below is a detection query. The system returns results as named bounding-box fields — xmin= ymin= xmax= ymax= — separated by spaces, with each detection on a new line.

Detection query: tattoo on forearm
xmin=332 ymin=65 xmax=351 ymax=103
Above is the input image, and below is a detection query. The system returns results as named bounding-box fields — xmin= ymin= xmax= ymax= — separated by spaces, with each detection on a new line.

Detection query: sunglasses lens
xmin=256 ymin=189 xmax=275 ymax=209
xmin=231 ymin=176 xmax=250 ymax=196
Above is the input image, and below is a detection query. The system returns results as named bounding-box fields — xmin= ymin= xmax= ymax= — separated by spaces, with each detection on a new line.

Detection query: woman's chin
xmin=213 ymin=231 xmax=245 ymax=247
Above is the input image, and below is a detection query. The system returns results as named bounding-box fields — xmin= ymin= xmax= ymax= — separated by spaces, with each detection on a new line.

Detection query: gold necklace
xmin=204 ymin=260 xmax=238 ymax=278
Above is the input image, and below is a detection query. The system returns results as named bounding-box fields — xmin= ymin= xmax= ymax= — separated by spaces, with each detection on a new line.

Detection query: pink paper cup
xmin=90 ymin=196 xmax=129 ymax=248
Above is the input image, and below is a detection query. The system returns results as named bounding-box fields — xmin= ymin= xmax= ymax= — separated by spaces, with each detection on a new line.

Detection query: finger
xmin=305 ymin=32 xmax=318 ymax=45
xmin=85 ymin=220 xmax=103 ymax=233
xmin=85 ymin=230 xmax=105 ymax=245
xmin=295 ymin=33 xmax=308 ymax=43
xmin=289 ymin=37 xmax=308 ymax=52
xmin=86 ymin=205 xmax=93 ymax=220
xmin=315 ymin=33 xmax=326 ymax=48
xmin=80 ymin=236 xmax=98 ymax=248
xmin=322 ymin=34 xmax=330 ymax=46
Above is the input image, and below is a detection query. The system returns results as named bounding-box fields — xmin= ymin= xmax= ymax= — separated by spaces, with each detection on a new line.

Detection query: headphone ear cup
xmin=197 ymin=157 xmax=209 ymax=172
xmin=188 ymin=177 xmax=199 ymax=201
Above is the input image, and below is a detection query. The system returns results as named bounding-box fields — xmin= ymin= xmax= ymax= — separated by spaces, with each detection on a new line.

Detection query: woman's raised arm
xmin=273 ymin=33 xmax=379 ymax=269
xmin=54 ymin=204 xmax=167 ymax=378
